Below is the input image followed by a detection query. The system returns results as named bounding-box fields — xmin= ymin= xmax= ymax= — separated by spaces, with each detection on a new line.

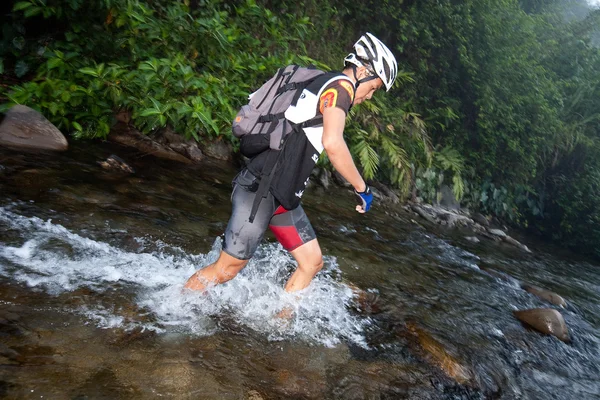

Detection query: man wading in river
xmin=184 ymin=33 xmax=397 ymax=294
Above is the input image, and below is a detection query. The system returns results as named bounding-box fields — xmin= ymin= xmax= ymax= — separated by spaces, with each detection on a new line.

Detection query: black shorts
xmin=222 ymin=169 xmax=317 ymax=260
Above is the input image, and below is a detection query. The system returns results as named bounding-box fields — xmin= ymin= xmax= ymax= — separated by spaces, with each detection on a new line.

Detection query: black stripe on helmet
xmin=362 ymin=35 xmax=378 ymax=61
xmin=382 ymin=61 xmax=390 ymax=83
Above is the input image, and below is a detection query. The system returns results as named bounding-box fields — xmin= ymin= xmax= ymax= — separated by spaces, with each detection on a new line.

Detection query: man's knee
xmin=299 ymin=254 xmax=323 ymax=275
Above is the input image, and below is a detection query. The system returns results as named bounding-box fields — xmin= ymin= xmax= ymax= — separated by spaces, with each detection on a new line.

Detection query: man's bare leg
xmin=285 ymin=239 xmax=324 ymax=292
xmin=184 ymin=251 xmax=248 ymax=291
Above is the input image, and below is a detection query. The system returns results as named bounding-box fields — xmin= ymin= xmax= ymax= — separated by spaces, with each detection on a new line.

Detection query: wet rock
xmin=0 ymin=164 xmax=6 ymax=176
xmin=158 ymin=127 xmax=204 ymax=163
xmin=488 ymin=228 xmax=507 ymax=238
xmin=72 ymin=367 xmax=139 ymax=399
xmin=0 ymin=310 xmax=21 ymax=323
xmin=503 ymin=235 xmax=531 ymax=253
xmin=411 ymin=203 xmax=437 ymax=224
xmin=108 ymin=122 xmax=191 ymax=164
xmin=0 ymin=105 xmax=68 ymax=151
xmin=521 ymin=285 xmax=567 ymax=308
xmin=247 ymin=389 xmax=265 ymax=400
xmin=411 ymin=203 xmax=474 ymax=228
xmin=513 ymin=308 xmax=570 ymax=342
xmin=97 ymin=155 xmax=135 ymax=174
xmin=465 ymin=236 xmax=480 ymax=244
xmin=473 ymin=225 xmax=501 ymax=241
xmin=329 ymin=359 xmax=433 ymax=400
xmin=0 ymin=313 xmax=24 ymax=337
xmin=371 ymin=182 xmax=400 ymax=204
xmin=347 ymin=283 xmax=381 ymax=314
xmin=108 ymin=326 xmax=156 ymax=346
xmin=404 ymin=321 xmax=473 ymax=384
xmin=183 ymin=142 xmax=204 ymax=162
xmin=12 ymin=344 xmax=57 ymax=365
xmin=201 ymin=138 xmax=232 ymax=161
xmin=274 ymin=368 xmax=326 ymax=399
xmin=0 ymin=343 xmax=20 ymax=360
xmin=473 ymin=213 xmax=490 ymax=227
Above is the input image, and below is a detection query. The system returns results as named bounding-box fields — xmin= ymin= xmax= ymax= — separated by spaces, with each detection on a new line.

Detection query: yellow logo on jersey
xmin=339 ymin=80 xmax=355 ymax=98
xmin=320 ymin=88 xmax=339 ymax=114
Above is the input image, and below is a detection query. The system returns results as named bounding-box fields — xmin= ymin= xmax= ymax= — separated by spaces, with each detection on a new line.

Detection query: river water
xmin=0 ymin=143 xmax=599 ymax=399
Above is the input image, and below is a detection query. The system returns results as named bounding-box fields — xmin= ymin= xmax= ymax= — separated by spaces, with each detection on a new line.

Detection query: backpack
xmin=232 ymin=65 xmax=326 ymax=158
xmin=232 ymin=64 xmax=353 ymax=222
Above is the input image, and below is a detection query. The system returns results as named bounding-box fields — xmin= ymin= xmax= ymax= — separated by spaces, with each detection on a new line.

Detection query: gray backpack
xmin=232 ymin=65 xmax=325 ymax=158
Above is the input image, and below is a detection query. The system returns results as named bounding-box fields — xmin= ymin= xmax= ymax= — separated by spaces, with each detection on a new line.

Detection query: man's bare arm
xmin=321 ymin=106 xmax=367 ymax=192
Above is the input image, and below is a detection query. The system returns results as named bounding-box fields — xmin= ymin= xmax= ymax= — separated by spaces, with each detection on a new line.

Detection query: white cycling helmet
xmin=344 ymin=32 xmax=398 ymax=91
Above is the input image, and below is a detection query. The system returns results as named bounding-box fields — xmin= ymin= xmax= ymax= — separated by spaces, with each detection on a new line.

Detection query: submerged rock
xmin=346 ymin=283 xmax=381 ymax=314
xmin=0 ymin=105 xmax=68 ymax=151
xmin=513 ymin=308 xmax=570 ymax=342
xmin=97 ymin=155 xmax=135 ymax=174
xmin=247 ymin=390 xmax=265 ymax=400
xmin=521 ymin=285 xmax=567 ymax=308
xmin=404 ymin=321 xmax=473 ymax=385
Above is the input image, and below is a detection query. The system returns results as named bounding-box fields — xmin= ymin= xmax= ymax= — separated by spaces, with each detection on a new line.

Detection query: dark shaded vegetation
xmin=1 ymin=0 xmax=599 ymax=257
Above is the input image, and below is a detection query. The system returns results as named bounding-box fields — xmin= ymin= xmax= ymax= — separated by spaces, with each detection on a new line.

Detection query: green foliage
xmin=2 ymin=0 xmax=312 ymax=140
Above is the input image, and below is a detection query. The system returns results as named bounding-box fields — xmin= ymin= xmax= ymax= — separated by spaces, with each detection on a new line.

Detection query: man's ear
xmin=356 ymin=66 xmax=370 ymax=80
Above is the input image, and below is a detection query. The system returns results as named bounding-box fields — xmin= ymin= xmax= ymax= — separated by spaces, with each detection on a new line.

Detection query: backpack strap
xmin=255 ymin=67 xmax=286 ymax=110
xmin=248 ymin=151 xmax=279 ymax=223
xmin=248 ymin=130 xmax=288 ymax=223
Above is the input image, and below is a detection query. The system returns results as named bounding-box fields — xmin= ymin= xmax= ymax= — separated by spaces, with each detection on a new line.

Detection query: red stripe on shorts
xmin=273 ymin=205 xmax=287 ymax=215
xmin=269 ymin=225 xmax=303 ymax=251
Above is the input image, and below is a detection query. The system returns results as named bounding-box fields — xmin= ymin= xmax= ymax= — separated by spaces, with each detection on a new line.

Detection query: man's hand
xmin=354 ymin=185 xmax=373 ymax=213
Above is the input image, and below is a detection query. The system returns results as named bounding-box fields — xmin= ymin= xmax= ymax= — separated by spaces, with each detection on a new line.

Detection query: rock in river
xmin=0 ymin=105 xmax=68 ymax=151
xmin=521 ymin=284 xmax=567 ymax=308
xmin=404 ymin=321 xmax=473 ymax=384
xmin=513 ymin=308 xmax=570 ymax=342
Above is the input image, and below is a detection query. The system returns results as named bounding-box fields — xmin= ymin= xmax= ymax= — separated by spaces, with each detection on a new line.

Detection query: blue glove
xmin=354 ymin=185 xmax=373 ymax=212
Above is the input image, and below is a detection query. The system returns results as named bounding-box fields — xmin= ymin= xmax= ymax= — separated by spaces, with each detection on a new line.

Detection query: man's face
xmin=353 ymin=77 xmax=383 ymax=105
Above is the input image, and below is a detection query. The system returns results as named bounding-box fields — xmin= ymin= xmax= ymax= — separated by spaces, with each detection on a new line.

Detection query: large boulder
xmin=513 ymin=308 xmax=570 ymax=342
xmin=0 ymin=105 xmax=68 ymax=151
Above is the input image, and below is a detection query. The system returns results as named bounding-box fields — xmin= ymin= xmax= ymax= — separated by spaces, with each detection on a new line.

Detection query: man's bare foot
xmin=276 ymin=306 xmax=295 ymax=320
xmin=183 ymin=271 xmax=211 ymax=292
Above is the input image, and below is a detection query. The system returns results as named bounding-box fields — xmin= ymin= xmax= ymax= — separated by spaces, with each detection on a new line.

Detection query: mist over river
xmin=1 ymin=143 xmax=599 ymax=399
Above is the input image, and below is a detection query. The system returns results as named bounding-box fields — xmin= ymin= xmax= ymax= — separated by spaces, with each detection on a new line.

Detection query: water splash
xmin=0 ymin=207 xmax=369 ymax=347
